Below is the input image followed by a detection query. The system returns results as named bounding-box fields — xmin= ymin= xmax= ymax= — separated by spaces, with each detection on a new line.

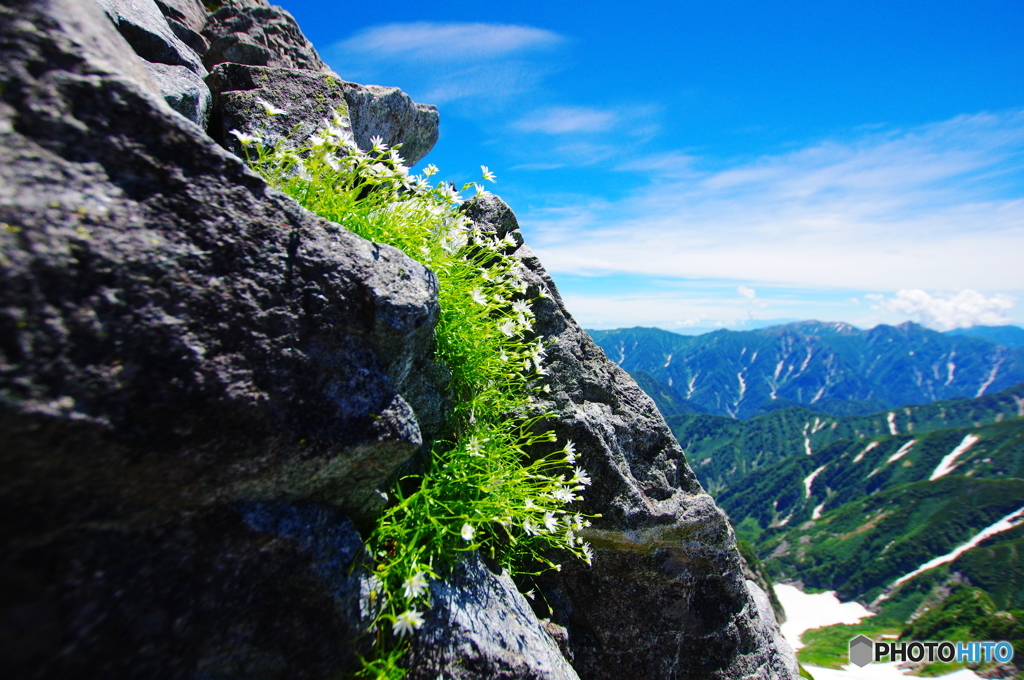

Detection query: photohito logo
xmin=848 ymin=635 xmax=1014 ymax=668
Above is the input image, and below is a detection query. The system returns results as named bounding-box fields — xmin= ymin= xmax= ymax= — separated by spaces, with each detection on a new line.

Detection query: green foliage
xmin=769 ymin=477 xmax=1024 ymax=600
xmin=245 ymin=124 xmax=593 ymax=676
xmin=796 ymin=618 xmax=901 ymax=669
xmin=902 ymin=585 xmax=1024 ymax=676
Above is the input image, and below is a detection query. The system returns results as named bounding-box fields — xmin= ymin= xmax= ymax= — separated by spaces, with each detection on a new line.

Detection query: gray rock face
xmin=3 ymin=0 xmax=445 ymax=524
xmin=200 ymin=10 xmax=439 ymax=165
xmin=204 ymin=61 xmax=439 ymax=166
xmin=206 ymin=62 xmax=356 ymax=157
xmin=405 ymin=553 xmax=581 ymax=680
xmin=154 ymin=0 xmax=208 ymax=33
xmin=343 ymin=83 xmax=440 ymax=168
xmin=144 ymin=60 xmax=211 ymax=126
xmin=462 ymin=195 xmax=800 ymax=680
xmin=202 ymin=4 xmax=325 ymax=72
xmin=0 ymin=2 xmax=439 ymax=675
xmin=95 ymin=0 xmax=211 ymax=127
xmin=97 ymin=0 xmax=207 ymax=76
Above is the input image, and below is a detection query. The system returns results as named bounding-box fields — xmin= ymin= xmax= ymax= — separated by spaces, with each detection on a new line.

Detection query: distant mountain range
xmin=615 ymin=325 xmax=1024 ymax=670
xmin=589 ymin=322 xmax=1024 ymax=419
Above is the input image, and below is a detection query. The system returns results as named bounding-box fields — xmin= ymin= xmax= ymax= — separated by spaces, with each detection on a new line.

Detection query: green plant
xmin=241 ymin=121 xmax=594 ymax=677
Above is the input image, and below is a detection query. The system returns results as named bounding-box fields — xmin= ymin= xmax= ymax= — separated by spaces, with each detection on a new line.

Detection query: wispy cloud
xmin=335 ymin=22 xmax=562 ymax=63
xmin=328 ymin=22 xmax=565 ymax=105
xmin=524 ymin=110 xmax=1024 ymax=292
xmin=514 ymin=107 xmax=618 ymax=134
xmin=870 ymin=289 xmax=1015 ymax=331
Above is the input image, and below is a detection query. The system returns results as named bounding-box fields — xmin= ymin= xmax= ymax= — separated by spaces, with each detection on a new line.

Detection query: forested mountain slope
xmin=589 ymin=322 xmax=1024 ymax=418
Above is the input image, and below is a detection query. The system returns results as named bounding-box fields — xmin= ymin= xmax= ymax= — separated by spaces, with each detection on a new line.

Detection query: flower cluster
xmin=246 ymin=117 xmax=596 ymax=679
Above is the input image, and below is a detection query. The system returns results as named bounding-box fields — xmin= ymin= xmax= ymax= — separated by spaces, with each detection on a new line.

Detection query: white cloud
xmin=523 ymin=109 xmax=1024 ymax=292
xmin=514 ymin=107 xmax=618 ymax=134
xmin=738 ymin=286 xmax=757 ymax=300
xmin=873 ymin=289 xmax=1015 ymax=331
xmin=327 ymin=22 xmax=564 ymax=105
xmin=334 ymin=22 xmax=562 ymax=63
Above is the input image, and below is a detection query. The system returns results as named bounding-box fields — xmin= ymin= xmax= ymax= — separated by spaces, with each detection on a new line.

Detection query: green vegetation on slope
xmin=662 ymin=382 xmax=1024 ymax=496
xmin=249 ymin=124 xmax=593 ymax=676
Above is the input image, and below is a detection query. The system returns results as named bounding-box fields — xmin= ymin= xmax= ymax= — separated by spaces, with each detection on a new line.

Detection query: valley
xmin=595 ymin=322 xmax=1024 ymax=677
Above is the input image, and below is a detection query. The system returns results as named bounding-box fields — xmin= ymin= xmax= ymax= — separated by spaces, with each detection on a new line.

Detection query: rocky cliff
xmin=0 ymin=1 xmax=799 ymax=678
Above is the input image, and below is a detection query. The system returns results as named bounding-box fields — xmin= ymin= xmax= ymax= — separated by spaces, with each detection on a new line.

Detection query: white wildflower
xmin=424 ymin=164 xmax=440 ymax=176
xmin=439 ymin=183 xmax=462 ymax=204
xmin=581 ymin=543 xmax=594 ymax=565
xmin=481 ymin=165 xmax=496 ymax=183
xmin=255 ymin=97 xmax=287 ymax=116
xmin=228 ymin=129 xmax=260 ymax=145
xmin=498 ymin=319 xmax=517 ymax=338
xmin=393 ymin=609 xmax=424 ymax=637
xmin=369 ymin=135 xmax=387 ymax=153
xmin=466 ymin=437 xmax=485 ymax=457
xmin=523 ymin=518 xmax=539 ymax=536
xmin=572 ymin=467 xmax=592 ymax=487
xmin=524 ymin=589 xmax=536 ymax=600
xmin=402 ymin=571 xmax=429 ymax=600
xmin=461 ymin=522 xmax=475 ymax=542
xmin=552 ymin=487 xmax=575 ymax=503
xmin=563 ymin=440 xmax=577 ymax=464
xmin=473 ymin=183 xmax=489 ymax=197
xmin=470 ymin=289 xmax=488 ymax=306
xmin=309 ymin=133 xmax=327 ymax=147
xmin=543 ymin=511 xmax=559 ymax=533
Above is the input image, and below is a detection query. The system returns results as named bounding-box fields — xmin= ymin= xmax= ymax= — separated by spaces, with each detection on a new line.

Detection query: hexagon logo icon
xmin=849 ymin=635 xmax=874 ymax=667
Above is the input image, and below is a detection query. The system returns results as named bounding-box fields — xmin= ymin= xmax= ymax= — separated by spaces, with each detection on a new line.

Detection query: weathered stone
xmin=342 ymin=82 xmax=440 ymax=167
xmin=4 ymin=503 xmax=371 ymax=678
xmin=462 ymin=194 xmax=800 ymax=680
xmin=205 ymin=63 xmax=440 ymax=166
xmin=206 ymin=62 xmax=355 ymax=156
xmin=154 ymin=0 xmax=208 ymax=34
xmin=405 ymin=553 xmax=581 ymax=680
xmin=0 ymin=2 xmax=443 ymax=675
xmin=202 ymin=4 xmax=325 ymax=72
xmin=747 ymin=580 xmax=800 ymax=674
xmin=97 ymin=0 xmax=207 ymax=76
xmin=144 ymin=61 xmax=211 ymax=127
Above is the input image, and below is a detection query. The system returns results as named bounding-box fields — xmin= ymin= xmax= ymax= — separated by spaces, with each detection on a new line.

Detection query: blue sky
xmin=279 ymin=0 xmax=1024 ymax=333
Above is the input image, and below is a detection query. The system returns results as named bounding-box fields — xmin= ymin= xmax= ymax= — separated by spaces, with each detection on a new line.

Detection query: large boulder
xmin=97 ymin=0 xmax=206 ymax=75
xmin=405 ymin=553 xmax=581 ymax=680
xmin=96 ymin=0 xmax=211 ymax=126
xmin=0 ymin=1 xmax=437 ymax=675
xmin=342 ymin=82 xmax=440 ymax=168
xmin=204 ymin=64 xmax=438 ymax=166
xmin=154 ymin=0 xmax=208 ymax=34
xmin=200 ymin=4 xmax=439 ymax=165
xmin=201 ymin=3 xmax=326 ymax=72
xmin=205 ymin=62 xmax=357 ymax=157
xmin=462 ymin=195 xmax=801 ymax=680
